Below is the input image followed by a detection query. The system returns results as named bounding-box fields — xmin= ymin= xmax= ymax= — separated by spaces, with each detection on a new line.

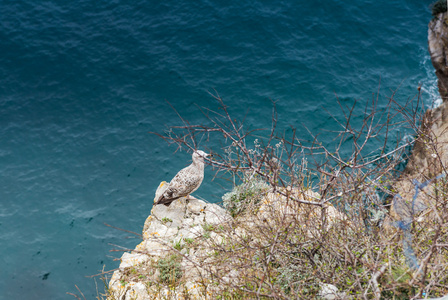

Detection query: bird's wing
xmin=155 ymin=166 xmax=203 ymax=205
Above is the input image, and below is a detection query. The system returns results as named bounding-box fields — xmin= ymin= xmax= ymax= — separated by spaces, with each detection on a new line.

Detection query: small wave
xmin=419 ymin=52 xmax=442 ymax=108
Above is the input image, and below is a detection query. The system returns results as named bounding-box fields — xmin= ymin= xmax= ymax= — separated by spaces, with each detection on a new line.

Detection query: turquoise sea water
xmin=0 ymin=0 xmax=439 ymax=298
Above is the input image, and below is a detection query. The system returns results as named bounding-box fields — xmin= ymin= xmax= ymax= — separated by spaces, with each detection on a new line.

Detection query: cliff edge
xmin=429 ymin=11 xmax=448 ymax=102
xmin=388 ymin=11 xmax=448 ymax=225
xmin=103 ymin=10 xmax=448 ymax=300
xmin=106 ymin=182 xmax=347 ymax=299
xmin=107 ymin=182 xmax=231 ymax=299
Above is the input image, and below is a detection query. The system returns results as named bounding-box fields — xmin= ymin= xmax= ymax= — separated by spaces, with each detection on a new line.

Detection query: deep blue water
xmin=0 ymin=0 xmax=439 ymax=298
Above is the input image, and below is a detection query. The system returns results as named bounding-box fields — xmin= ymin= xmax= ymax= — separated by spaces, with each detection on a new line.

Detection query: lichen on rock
xmin=107 ymin=182 xmax=231 ymax=299
xmin=107 ymin=179 xmax=349 ymax=299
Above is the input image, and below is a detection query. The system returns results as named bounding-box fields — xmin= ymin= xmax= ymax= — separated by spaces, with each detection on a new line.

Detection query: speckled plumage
xmin=155 ymin=150 xmax=209 ymax=206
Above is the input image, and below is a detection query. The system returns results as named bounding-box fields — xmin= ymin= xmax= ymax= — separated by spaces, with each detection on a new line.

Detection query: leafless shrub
xmin=97 ymin=87 xmax=448 ymax=299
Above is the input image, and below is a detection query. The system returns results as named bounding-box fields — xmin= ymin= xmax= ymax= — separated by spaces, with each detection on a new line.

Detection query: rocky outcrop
xmin=108 ymin=182 xmax=232 ymax=299
xmin=106 ymin=12 xmax=448 ymax=300
xmin=107 ymin=182 xmax=348 ymax=299
xmin=387 ymin=12 xmax=448 ymax=225
xmin=429 ymin=12 xmax=448 ymax=101
xmin=388 ymin=99 xmax=448 ymax=226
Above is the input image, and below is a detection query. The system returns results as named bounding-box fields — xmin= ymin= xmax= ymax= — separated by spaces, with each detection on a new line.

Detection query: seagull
xmin=155 ymin=150 xmax=210 ymax=206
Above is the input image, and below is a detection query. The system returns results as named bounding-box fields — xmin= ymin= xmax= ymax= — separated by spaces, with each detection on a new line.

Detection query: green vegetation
xmin=101 ymin=88 xmax=448 ymax=299
xmin=201 ymin=223 xmax=214 ymax=232
xmin=149 ymin=91 xmax=448 ymax=298
xmin=161 ymin=217 xmax=172 ymax=224
xmin=173 ymin=239 xmax=184 ymax=251
xmin=222 ymin=174 xmax=269 ymax=217
xmin=183 ymin=237 xmax=194 ymax=244
xmin=157 ymin=254 xmax=183 ymax=286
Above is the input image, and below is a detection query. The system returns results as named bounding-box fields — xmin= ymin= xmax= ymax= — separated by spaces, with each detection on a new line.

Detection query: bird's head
xmin=192 ymin=150 xmax=210 ymax=164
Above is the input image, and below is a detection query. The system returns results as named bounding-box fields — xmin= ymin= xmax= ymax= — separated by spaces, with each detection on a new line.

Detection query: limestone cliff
xmin=104 ymin=11 xmax=448 ymax=300
xmin=106 ymin=182 xmax=347 ymax=299
xmin=429 ymin=12 xmax=448 ymax=101
xmin=387 ymin=11 xmax=448 ymax=225
xmin=107 ymin=182 xmax=231 ymax=299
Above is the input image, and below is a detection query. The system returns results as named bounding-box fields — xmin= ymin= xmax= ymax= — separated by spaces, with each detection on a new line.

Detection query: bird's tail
xmin=155 ymin=195 xmax=175 ymax=206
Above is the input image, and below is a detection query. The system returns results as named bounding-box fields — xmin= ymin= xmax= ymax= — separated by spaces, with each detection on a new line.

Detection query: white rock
xmin=178 ymin=225 xmax=203 ymax=240
xmin=151 ymin=199 xmax=187 ymax=227
xmin=184 ymin=281 xmax=206 ymax=299
xmin=120 ymin=252 xmax=149 ymax=269
xmin=125 ymin=282 xmax=150 ymax=300
xmin=187 ymin=199 xmax=207 ymax=214
xmin=144 ymin=220 xmax=179 ymax=239
xmin=204 ymin=203 xmax=230 ymax=225
xmin=143 ymin=240 xmax=170 ymax=256
xmin=109 ymin=182 xmax=234 ymax=299
xmin=318 ymin=283 xmax=341 ymax=300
